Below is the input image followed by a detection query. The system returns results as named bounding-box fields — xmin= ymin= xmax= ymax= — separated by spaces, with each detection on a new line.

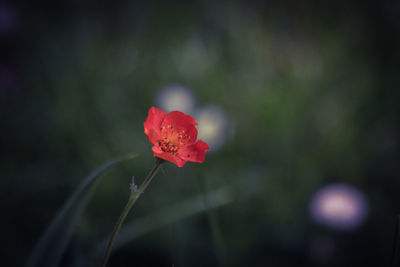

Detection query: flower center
xmin=158 ymin=124 xmax=190 ymax=154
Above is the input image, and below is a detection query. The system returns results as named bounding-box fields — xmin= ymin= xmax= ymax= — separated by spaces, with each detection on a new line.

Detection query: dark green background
xmin=1 ymin=0 xmax=399 ymax=266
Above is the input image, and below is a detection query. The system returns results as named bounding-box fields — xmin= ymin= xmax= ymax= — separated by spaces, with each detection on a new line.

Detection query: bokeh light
xmin=309 ymin=236 xmax=335 ymax=264
xmin=0 ymin=3 xmax=17 ymax=35
xmin=154 ymin=84 xmax=196 ymax=114
xmin=309 ymin=184 xmax=368 ymax=230
xmin=0 ymin=65 xmax=17 ymax=96
xmin=195 ymin=105 xmax=233 ymax=152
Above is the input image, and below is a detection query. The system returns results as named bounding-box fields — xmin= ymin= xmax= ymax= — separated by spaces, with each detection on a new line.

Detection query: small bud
xmin=130 ymin=176 xmax=138 ymax=192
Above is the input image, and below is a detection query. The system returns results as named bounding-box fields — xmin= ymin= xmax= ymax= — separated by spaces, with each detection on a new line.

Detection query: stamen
xmin=159 ymin=124 xmax=190 ymax=154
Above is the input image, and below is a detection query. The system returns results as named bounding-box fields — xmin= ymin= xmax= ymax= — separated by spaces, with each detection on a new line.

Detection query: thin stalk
xmin=100 ymin=158 xmax=164 ymax=267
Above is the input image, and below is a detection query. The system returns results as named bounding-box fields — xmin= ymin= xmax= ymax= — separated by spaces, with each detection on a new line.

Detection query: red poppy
xmin=144 ymin=106 xmax=210 ymax=167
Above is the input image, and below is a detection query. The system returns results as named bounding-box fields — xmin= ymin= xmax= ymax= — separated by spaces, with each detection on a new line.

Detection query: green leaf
xmin=26 ymin=153 xmax=138 ymax=267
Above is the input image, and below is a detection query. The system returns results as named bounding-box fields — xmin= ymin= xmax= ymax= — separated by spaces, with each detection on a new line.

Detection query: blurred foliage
xmin=1 ymin=0 xmax=400 ymax=266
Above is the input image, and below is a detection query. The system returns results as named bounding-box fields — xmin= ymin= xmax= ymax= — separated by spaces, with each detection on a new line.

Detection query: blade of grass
xmin=201 ymin=176 xmax=228 ymax=266
xmin=26 ymin=153 xmax=138 ymax=267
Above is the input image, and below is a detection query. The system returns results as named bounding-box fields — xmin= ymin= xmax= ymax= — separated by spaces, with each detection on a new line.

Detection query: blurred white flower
xmin=154 ymin=84 xmax=196 ymax=114
xmin=309 ymin=184 xmax=368 ymax=230
xmin=195 ymin=105 xmax=233 ymax=152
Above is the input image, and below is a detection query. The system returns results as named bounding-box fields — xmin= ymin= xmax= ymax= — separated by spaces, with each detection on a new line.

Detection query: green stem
xmin=100 ymin=158 xmax=164 ymax=267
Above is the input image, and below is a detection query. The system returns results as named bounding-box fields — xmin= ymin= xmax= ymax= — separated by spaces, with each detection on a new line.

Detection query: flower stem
xmin=100 ymin=158 xmax=164 ymax=267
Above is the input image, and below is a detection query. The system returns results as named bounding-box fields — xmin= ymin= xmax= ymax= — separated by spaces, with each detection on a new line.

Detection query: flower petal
xmin=161 ymin=111 xmax=198 ymax=143
xmin=178 ymin=140 xmax=209 ymax=163
xmin=152 ymin=146 xmax=187 ymax=167
xmin=144 ymin=107 xmax=167 ymax=144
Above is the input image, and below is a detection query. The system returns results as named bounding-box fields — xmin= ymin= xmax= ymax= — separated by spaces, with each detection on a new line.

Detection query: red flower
xmin=144 ymin=106 xmax=210 ymax=167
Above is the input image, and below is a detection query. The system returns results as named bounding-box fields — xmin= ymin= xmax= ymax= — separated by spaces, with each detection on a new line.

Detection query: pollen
xmin=159 ymin=124 xmax=190 ymax=154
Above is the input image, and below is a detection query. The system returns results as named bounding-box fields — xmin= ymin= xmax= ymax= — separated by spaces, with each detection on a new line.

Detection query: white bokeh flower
xmin=195 ymin=105 xmax=233 ymax=152
xmin=309 ymin=184 xmax=368 ymax=230
xmin=154 ymin=84 xmax=196 ymax=115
